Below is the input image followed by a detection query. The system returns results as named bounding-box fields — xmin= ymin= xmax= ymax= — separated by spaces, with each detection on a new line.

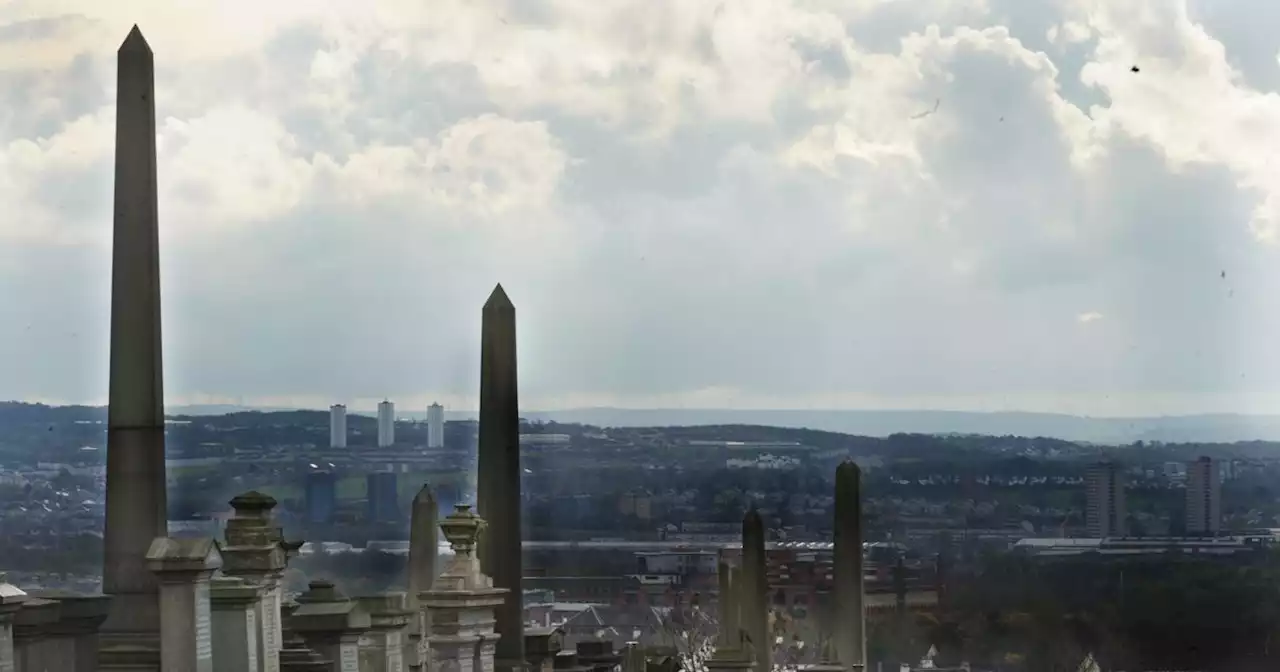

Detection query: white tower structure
xmin=1186 ymin=456 xmax=1221 ymax=536
xmin=377 ymin=400 xmax=396 ymax=447
xmin=427 ymin=402 xmax=445 ymax=448
xmin=329 ymin=404 xmax=347 ymax=449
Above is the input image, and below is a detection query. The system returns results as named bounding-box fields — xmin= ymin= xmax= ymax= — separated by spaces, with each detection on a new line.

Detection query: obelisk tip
xmin=119 ymin=25 xmax=152 ymax=55
xmin=483 ymin=283 xmax=514 ymax=311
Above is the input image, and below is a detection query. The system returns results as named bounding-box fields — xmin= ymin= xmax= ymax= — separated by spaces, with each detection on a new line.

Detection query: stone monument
xmin=406 ymin=484 xmax=439 ymax=671
xmin=145 ymin=537 xmax=222 ymax=672
xmin=834 ymin=461 xmax=866 ymax=671
xmin=100 ymin=24 xmax=169 ymax=669
xmin=210 ymin=576 xmax=263 ymax=672
xmin=476 ymin=285 xmax=524 ymax=672
xmin=740 ymin=508 xmax=769 ymax=672
xmin=0 ymin=573 xmax=27 ymax=672
xmin=422 ymin=504 xmax=508 ymax=672
xmin=705 ymin=562 xmax=749 ymax=672
xmin=221 ymin=491 xmax=294 ymax=672
xmin=288 ymin=581 xmax=371 ymax=672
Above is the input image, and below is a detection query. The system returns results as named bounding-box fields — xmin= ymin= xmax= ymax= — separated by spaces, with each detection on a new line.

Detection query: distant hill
xmin=509 ymin=409 xmax=1280 ymax=445
xmin=7 ymin=402 xmax=1280 ymax=444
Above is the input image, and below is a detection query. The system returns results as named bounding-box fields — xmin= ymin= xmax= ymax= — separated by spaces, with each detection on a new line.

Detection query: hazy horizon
xmin=5 ymin=2 xmax=1280 ymax=417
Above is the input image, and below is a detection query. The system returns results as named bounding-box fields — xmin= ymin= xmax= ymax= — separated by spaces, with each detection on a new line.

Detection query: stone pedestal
xmin=524 ymin=628 xmax=563 ymax=672
xmin=620 ymin=643 xmax=645 ymax=672
xmin=13 ymin=596 xmax=63 ymax=671
xmin=422 ymin=505 xmax=508 ymax=672
xmin=211 ymin=576 xmax=263 ymax=672
xmin=357 ymin=593 xmax=411 ymax=672
xmin=288 ymin=581 xmax=371 ymax=672
xmin=24 ymin=590 xmax=112 ymax=672
xmin=574 ymin=641 xmax=621 ymax=672
xmin=146 ymin=537 xmax=222 ymax=672
xmin=0 ymin=575 xmax=28 ymax=672
xmin=221 ymin=491 xmax=298 ymax=672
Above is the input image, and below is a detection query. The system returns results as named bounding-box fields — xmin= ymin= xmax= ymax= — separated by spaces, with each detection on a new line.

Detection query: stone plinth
xmin=422 ymin=505 xmax=508 ymax=672
xmin=0 ymin=575 xmax=29 ymax=672
xmin=574 ymin=641 xmax=621 ymax=672
xmin=222 ymin=491 xmax=297 ymax=672
xmin=279 ymin=630 xmax=332 ymax=672
xmin=524 ymin=628 xmax=563 ymax=672
xmin=288 ymin=581 xmax=371 ymax=672
xmin=21 ymin=590 xmax=111 ymax=672
xmin=210 ymin=576 xmax=263 ymax=672
xmin=14 ymin=596 xmax=67 ymax=671
xmin=146 ymin=537 xmax=221 ymax=672
xmin=620 ymin=643 xmax=645 ymax=672
xmin=357 ymin=593 xmax=411 ymax=672
xmin=551 ymin=651 xmax=590 ymax=672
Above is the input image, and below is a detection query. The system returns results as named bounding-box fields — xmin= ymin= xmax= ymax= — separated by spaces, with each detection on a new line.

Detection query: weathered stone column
xmin=357 ymin=593 xmax=411 ymax=672
xmin=740 ymin=508 xmax=768 ymax=672
xmin=210 ymin=576 xmax=263 ymax=672
xmin=833 ymin=461 xmax=865 ymax=671
xmin=423 ymin=505 xmax=507 ymax=672
xmin=476 ymin=284 xmax=525 ymax=672
xmin=221 ymin=491 xmax=294 ymax=672
xmin=146 ymin=538 xmax=222 ymax=672
xmin=405 ymin=484 xmax=438 ymax=671
xmin=705 ymin=561 xmax=750 ymax=672
xmin=100 ymin=24 xmax=168 ymax=668
xmin=0 ymin=574 xmax=27 ymax=672
xmin=288 ymin=581 xmax=371 ymax=672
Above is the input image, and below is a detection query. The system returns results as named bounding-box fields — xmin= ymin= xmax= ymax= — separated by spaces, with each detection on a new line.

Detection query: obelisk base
xmin=705 ymin=650 xmax=752 ymax=672
xmin=495 ymin=658 xmax=530 ymax=672
xmin=98 ymin=592 xmax=161 ymax=671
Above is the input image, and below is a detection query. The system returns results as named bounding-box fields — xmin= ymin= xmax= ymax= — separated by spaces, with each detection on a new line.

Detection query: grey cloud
xmin=5 ymin=1 xmax=1280 ymax=414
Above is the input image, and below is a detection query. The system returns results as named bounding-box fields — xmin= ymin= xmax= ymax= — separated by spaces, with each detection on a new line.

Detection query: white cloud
xmin=2 ymin=0 xmax=1280 ymax=416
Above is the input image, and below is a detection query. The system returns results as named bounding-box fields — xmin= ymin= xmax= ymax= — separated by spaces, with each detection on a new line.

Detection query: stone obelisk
xmin=740 ymin=508 xmax=769 ymax=672
xmin=476 ymin=284 xmax=525 ymax=672
xmin=834 ymin=461 xmax=866 ymax=670
xmin=100 ymin=24 xmax=168 ymax=664
xmin=406 ymin=484 xmax=439 ymax=670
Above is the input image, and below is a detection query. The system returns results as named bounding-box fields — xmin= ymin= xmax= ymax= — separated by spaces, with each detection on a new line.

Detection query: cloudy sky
xmin=2 ymin=0 xmax=1279 ymax=417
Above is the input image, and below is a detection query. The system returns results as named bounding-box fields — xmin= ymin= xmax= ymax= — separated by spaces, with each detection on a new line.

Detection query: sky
xmin=2 ymin=0 xmax=1280 ymax=417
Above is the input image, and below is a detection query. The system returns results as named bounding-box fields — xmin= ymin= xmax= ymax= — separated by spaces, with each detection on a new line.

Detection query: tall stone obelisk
xmin=834 ymin=461 xmax=866 ymax=670
xmin=741 ymin=507 xmax=769 ymax=672
xmin=476 ymin=284 xmax=525 ymax=672
xmin=100 ymin=25 xmax=168 ymax=667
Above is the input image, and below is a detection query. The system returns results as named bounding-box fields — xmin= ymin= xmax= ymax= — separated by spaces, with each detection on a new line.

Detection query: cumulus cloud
xmin=1 ymin=0 xmax=1279 ymax=416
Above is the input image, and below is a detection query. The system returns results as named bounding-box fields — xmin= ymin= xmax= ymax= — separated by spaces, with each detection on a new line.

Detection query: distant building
xmin=377 ymin=400 xmax=396 ymax=447
xmin=1085 ymin=461 xmax=1127 ymax=538
xmin=366 ymin=471 xmax=400 ymax=523
xmin=305 ymin=471 xmax=338 ymax=524
xmin=329 ymin=404 xmax=347 ymax=449
xmin=1186 ymin=456 xmax=1221 ymax=536
xmin=427 ymin=402 xmax=445 ymax=448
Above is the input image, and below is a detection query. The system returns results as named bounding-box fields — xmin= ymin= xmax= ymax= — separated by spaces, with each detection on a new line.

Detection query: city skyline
xmin=4 ymin=2 xmax=1280 ymax=416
